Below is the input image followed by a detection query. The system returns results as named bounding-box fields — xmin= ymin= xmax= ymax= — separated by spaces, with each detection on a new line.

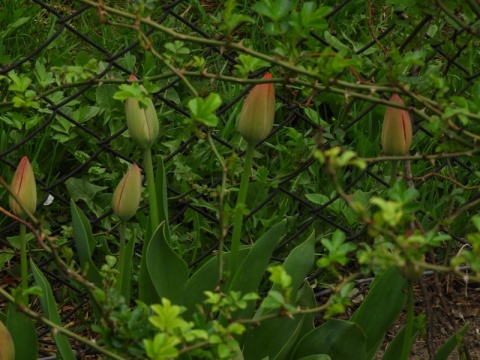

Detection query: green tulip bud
xmin=381 ymin=94 xmax=412 ymax=156
xmin=126 ymin=74 xmax=159 ymax=149
xmin=237 ymin=73 xmax=275 ymax=145
xmin=9 ymin=156 xmax=36 ymax=219
xmin=112 ymin=163 xmax=142 ymax=222
xmin=0 ymin=320 xmax=15 ymax=360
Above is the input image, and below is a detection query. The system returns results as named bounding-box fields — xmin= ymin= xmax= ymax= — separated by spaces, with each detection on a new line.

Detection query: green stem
xmin=401 ymin=280 xmax=414 ymax=360
xmin=20 ymin=223 xmax=28 ymax=304
xmin=229 ymin=142 xmax=256 ymax=280
xmin=143 ymin=148 xmax=159 ymax=234
xmin=206 ymin=131 xmax=228 ymax=285
xmin=116 ymin=221 xmax=127 ymax=296
xmin=390 ymin=160 xmax=398 ymax=187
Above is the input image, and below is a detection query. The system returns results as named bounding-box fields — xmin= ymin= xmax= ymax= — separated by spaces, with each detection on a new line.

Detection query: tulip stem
xmin=401 ymin=280 xmax=415 ymax=360
xmin=116 ymin=221 xmax=127 ymax=298
xmin=143 ymin=148 xmax=159 ymax=234
xmin=229 ymin=142 xmax=256 ymax=281
xmin=20 ymin=223 xmax=28 ymax=304
xmin=390 ymin=160 xmax=398 ymax=187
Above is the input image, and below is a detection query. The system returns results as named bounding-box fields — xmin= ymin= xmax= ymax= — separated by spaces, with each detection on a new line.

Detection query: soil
xmin=377 ymin=277 xmax=480 ymax=359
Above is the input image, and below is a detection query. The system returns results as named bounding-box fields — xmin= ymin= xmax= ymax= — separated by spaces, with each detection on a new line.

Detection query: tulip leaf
xmin=243 ymin=313 xmax=305 ymax=360
xmin=243 ymin=282 xmax=316 ymax=360
xmin=6 ymin=302 xmax=38 ymax=360
xmin=183 ymin=248 xmax=250 ymax=320
xmin=146 ymin=223 xmax=189 ymax=305
xmin=381 ymin=315 xmax=423 ymax=360
xmin=350 ymin=267 xmax=408 ymax=360
xmin=435 ymin=322 xmax=470 ymax=360
xmin=70 ymin=199 xmax=102 ymax=287
xmin=31 ymin=260 xmax=76 ymax=360
xmin=139 ymin=155 xmax=171 ymax=304
xmin=119 ymin=232 xmax=136 ymax=302
xmin=228 ymin=220 xmax=286 ymax=319
xmin=291 ymin=319 xmax=367 ymax=360
xmin=257 ymin=230 xmax=316 ymax=318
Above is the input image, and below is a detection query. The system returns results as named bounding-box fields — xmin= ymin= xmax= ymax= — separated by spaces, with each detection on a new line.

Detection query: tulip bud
xmin=9 ymin=156 xmax=36 ymax=219
xmin=0 ymin=320 xmax=15 ymax=360
xmin=112 ymin=163 xmax=142 ymax=222
xmin=381 ymin=94 xmax=412 ymax=156
xmin=237 ymin=73 xmax=275 ymax=145
xmin=126 ymin=74 xmax=159 ymax=149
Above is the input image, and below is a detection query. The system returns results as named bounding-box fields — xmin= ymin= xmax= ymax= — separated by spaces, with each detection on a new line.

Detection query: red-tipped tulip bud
xmin=237 ymin=73 xmax=275 ymax=145
xmin=126 ymin=74 xmax=159 ymax=149
xmin=9 ymin=156 xmax=36 ymax=219
xmin=381 ymin=94 xmax=412 ymax=156
xmin=112 ymin=163 xmax=142 ymax=222
xmin=0 ymin=320 xmax=14 ymax=360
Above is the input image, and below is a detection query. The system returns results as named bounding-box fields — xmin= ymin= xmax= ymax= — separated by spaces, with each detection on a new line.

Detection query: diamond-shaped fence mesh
xmin=1 ymin=0 xmax=480 ymax=357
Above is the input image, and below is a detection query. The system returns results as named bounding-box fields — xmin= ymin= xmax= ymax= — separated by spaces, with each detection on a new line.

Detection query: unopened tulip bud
xmin=112 ymin=163 xmax=142 ymax=222
xmin=381 ymin=94 xmax=412 ymax=156
xmin=237 ymin=73 xmax=275 ymax=145
xmin=9 ymin=156 xmax=36 ymax=219
xmin=0 ymin=320 xmax=15 ymax=360
xmin=126 ymin=74 xmax=159 ymax=149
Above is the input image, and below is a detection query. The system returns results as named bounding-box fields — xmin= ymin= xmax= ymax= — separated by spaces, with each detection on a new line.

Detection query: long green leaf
xmin=120 ymin=231 xmax=136 ymax=302
xmin=435 ymin=322 xmax=470 ymax=360
xmin=243 ymin=314 xmax=305 ymax=360
xmin=292 ymin=319 xmax=367 ymax=360
xmin=382 ymin=315 xmax=423 ymax=360
xmin=297 ymin=356 xmax=331 ymax=360
xmin=139 ymin=155 xmax=170 ymax=304
xmin=70 ymin=199 xmax=102 ymax=286
xmin=289 ymin=282 xmax=317 ymax=355
xmin=6 ymin=302 xmax=38 ymax=360
xmin=183 ymin=248 xmax=249 ymax=320
xmin=228 ymin=220 xmax=286 ymax=319
xmin=258 ymin=230 xmax=316 ymax=317
xmin=31 ymin=260 xmax=76 ymax=360
xmin=350 ymin=267 xmax=408 ymax=360
xmin=243 ymin=282 xmax=316 ymax=360
xmin=146 ymin=223 xmax=189 ymax=305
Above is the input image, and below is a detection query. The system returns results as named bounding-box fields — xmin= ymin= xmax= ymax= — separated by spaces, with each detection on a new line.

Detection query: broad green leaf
xmin=65 ymin=178 xmax=107 ymax=209
xmin=243 ymin=281 xmax=317 ymax=360
xmin=146 ymin=223 xmax=189 ymax=305
xmin=260 ymin=230 xmax=316 ymax=315
xmin=382 ymin=315 xmax=423 ymax=360
xmin=350 ymin=267 xmax=408 ymax=360
xmin=228 ymin=220 xmax=286 ymax=319
xmin=291 ymin=282 xmax=317 ymax=347
xmin=119 ymin=232 xmax=136 ymax=302
xmin=435 ymin=322 xmax=470 ymax=360
xmin=139 ymin=156 xmax=171 ymax=304
xmin=292 ymin=319 xmax=367 ymax=360
xmin=298 ymin=356 xmax=331 ymax=360
xmin=182 ymin=248 xmax=249 ymax=320
xmin=70 ymin=200 xmax=102 ymax=286
xmin=6 ymin=302 xmax=38 ymax=360
xmin=31 ymin=261 xmax=75 ymax=360
xmin=242 ymin=313 xmax=305 ymax=360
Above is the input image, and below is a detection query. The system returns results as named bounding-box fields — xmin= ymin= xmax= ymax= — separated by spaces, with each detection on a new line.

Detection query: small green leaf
xmin=188 ymin=93 xmax=222 ymax=127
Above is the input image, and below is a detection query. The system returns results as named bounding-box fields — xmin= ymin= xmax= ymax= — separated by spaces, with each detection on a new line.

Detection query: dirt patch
xmin=377 ymin=278 xmax=480 ymax=359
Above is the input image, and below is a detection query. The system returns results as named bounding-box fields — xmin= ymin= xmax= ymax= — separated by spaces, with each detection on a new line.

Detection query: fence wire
xmin=1 ymin=0 xmax=480 ymax=357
